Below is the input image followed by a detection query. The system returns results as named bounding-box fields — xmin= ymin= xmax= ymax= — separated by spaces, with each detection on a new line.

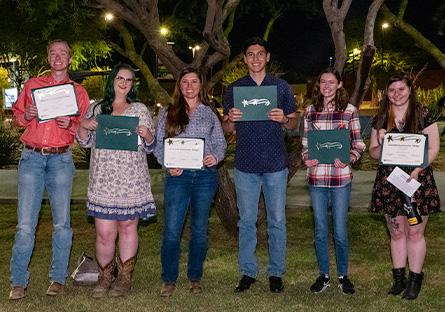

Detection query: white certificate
xmin=386 ymin=166 xmax=421 ymax=197
xmin=380 ymin=133 xmax=427 ymax=167
xmin=32 ymin=83 xmax=79 ymax=121
xmin=163 ymin=138 xmax=204 ymax=169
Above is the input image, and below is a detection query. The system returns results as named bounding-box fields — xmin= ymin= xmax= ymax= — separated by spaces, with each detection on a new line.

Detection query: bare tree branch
xmin=350 ymin=0 xmax=384 ymax=107
xmin=381 ymin=4 xmax=445 ymax=69
xmin=322 ymin=0 xmax=353 ymax=73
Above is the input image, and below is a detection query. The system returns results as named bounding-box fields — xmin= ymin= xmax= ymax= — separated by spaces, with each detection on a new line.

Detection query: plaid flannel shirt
xmin=301 ymin=103 xmax=365 ymax=187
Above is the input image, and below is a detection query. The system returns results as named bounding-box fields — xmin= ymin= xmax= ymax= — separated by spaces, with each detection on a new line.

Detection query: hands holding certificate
xmin=78 ymin=115 xmax=153 ymax=146
xmin=228 ymin=107 xmax=289 ymax=123
xmin=305 ymin=157 xmax=353 ymax=169
xmin=168 ymin=154 xmax=217 ymax=176
xmin=24 ymin=103 xmax=72 ymax=129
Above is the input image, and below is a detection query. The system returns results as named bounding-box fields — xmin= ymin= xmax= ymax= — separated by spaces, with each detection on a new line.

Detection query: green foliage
xmin=80 ymin=68 xmax=109 ymax=102
xmin=71 ymin=143 xmax=91 ymax=169
xmin=416 ymin=85 xmax=445 ymax=120
xmin=0 ymin=0 xmax=107 ymax=86
xmin=0 ymin=122 xmax=21 ymax=168
xmin=222 ymin=60 xmax=248 ymax=86
xmin=71 ymin=42 xmax=112 ymax=71
xmin=0 ymin=67 xmax=10 ymax=89
xmin=222 ymin=58 xmax=282 ymax=87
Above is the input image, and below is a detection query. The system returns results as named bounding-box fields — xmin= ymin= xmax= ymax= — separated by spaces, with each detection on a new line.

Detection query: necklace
xmin=396 ymin=119 xmax=405 ymax=131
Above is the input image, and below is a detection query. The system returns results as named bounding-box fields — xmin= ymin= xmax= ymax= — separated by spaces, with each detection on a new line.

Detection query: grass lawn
xmin=1 ymin=204 xmax=444 ymax=312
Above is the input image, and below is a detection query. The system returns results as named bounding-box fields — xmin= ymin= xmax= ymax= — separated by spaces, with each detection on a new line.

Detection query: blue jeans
xmin=234 ymin=168 xmax=288 ymax=278
xmin=10 ymin=148 xmax=75 ymax=287
xmin=161 ymin=168 xmax=217 ymax=283
xmin=309 ymin=183 xmax=351 ymax=277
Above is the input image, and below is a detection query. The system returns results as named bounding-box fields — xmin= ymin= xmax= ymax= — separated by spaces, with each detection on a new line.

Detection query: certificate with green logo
xmin=96 ymin=115 xmax=139 ymax=151
xmin=233 ymin=86 xmax=277 ymax=121
xmin=308 ymin=129 xmax=350 ymax=164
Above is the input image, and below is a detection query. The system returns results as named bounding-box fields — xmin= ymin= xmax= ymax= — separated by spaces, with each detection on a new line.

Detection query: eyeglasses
xmin=115 ymin=76 xmax=133 ymax=83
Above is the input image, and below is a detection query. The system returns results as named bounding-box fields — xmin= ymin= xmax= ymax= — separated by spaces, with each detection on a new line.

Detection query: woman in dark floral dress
xmin=369 ymin=73 xmax=440 ymax=300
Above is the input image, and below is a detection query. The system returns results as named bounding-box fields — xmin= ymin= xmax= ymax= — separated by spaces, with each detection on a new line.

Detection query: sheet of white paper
xmin=386 ymin=166 xmax=421 ymax=197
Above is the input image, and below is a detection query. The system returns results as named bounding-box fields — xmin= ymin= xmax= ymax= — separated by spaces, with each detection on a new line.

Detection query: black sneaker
xmin=269 ymin=276 xmax=284 ymax=293
xmin=310 ymin=275 xmax=330 ymax=293
xmin=338 ymin=276 xmax=355 ymax=295
xmin=235 ymin=275 xmax=256 ymax=293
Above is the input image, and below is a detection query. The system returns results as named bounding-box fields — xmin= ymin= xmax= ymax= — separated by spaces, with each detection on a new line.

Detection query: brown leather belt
xmin=25 ymin=145 xmax=70 ymax=155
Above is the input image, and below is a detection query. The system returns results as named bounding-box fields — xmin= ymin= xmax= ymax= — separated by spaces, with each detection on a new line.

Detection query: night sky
xmin=227 ymin=0 xmax=444 ymax=82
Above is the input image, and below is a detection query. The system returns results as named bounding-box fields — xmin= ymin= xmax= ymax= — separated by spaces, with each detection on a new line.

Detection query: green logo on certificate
xmin=233 ymin=86 xmax=277 ymax=121
xmin=96 ymin=115 xmax=139 ymax=151
xmin=308 ymin=129 xmax=350 ymax=164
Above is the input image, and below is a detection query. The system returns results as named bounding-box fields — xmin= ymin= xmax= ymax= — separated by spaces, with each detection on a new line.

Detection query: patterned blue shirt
xmin=154 ymin=104 xmax=227 ymax=166
xmin=223 ymin=74 xmax=296 ymax=173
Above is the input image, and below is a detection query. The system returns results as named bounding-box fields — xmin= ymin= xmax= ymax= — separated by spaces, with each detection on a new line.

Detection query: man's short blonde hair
xmin=47 ymin=39 xmax=72 ymax=56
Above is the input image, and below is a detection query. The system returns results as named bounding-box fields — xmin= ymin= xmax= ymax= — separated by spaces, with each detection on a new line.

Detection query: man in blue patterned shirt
xmin=222 ymin=37 xmax=297 ymax=293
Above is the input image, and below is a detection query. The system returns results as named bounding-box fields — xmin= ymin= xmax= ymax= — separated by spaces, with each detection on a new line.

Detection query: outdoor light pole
xmin=155 ymin=26 xmax=170 ymax=78
xmin=381 ymin=22 xmax=389 ymax=67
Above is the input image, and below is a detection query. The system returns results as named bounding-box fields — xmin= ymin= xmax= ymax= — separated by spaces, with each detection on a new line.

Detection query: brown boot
xmin=108 ymin=256 xmax=136 ymax=297
xmin=92 ymin=260 xmax=115 ymax=298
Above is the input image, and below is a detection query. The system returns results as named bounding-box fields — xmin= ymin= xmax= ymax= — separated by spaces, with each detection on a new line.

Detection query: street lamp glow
xmin=382 ymin=22 xmax=389 ymax=29
xmin=104 ymin=12 xmax=114 ymax=22
xmin=160 ymin=27 xmax=169 ymax=36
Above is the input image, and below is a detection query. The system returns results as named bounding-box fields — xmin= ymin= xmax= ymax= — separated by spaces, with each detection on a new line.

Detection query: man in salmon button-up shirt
xmin=9 ymin=39 xmax=90 ymax=300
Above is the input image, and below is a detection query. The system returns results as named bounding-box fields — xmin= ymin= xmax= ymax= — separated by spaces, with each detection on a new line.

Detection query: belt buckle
xmin=40 ymin=147 xmax=49 ymax=155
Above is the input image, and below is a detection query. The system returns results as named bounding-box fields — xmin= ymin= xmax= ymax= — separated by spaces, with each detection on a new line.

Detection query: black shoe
xmin=338 ymin=276 xmax=355 ymax=295
xmin=269 ymin=276 xmax=284 ymax=293
xmin=235 ymin=275 xmax=256 ymax=293
xmin=310 ymin=275 xmax=330 ymax=293
xmin=402 ymin=271 xmax=423 ymax=300
xmin=388 ymin=268 xmax=407 ymax=295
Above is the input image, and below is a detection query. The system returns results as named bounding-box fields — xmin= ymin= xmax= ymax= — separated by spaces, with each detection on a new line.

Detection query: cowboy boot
xmin=108 ymin=256 xmax=136 ymax=297
xmin=387 ymin=268 xmax=407 ymax=295
xmin=92 ymin=259 xmax=115 ymax=298
xmin=402 ymin=271 xmax=424 ymax=300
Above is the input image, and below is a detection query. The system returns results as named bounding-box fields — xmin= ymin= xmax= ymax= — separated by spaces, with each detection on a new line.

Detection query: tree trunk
xmin=350 ymin=0 xmax=384 ymax=107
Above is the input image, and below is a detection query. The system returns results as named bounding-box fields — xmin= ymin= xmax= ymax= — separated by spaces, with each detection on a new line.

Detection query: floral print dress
xmin=77 ymin=102 xmax=156 ymax=220
xmin=369 ymin=111 xmax=440 ymax=216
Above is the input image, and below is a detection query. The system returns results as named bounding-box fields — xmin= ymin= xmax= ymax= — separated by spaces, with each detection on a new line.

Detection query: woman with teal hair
xmin=77 ymin=63 xmax=156 ymax=298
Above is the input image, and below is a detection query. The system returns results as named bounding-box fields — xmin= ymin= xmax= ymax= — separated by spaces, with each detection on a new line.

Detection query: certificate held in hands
xmin=233 ymin=86 xmax=277 ymax=121
xmin=308 ymin=129 xmax=350 ymax=164
xmin=380 ymin=133 xmax=428 ymax=167
xmin=164 ymin=138 xmax=204 ymax=169
xmin=32 ymin=83 xmax=79 ymax=121
xmin=95 ymin=115 xmax=139 ymax=152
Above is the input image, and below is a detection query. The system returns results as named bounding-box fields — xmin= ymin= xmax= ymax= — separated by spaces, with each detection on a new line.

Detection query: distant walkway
xmin=0 ymin=169 xmax=443 ymax=211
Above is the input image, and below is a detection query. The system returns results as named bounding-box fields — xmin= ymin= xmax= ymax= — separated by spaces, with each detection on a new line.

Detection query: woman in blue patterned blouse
xmin=154 ymin=67 xmax=226 ymax=297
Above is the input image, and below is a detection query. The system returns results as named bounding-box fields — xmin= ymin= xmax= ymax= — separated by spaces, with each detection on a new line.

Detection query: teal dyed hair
xmin=100 ymin=63 xmax=138 ymax=115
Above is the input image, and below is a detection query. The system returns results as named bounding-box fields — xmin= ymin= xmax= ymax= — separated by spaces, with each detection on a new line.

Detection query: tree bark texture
xmin=350 ymin=0 xmax=384 ymax=107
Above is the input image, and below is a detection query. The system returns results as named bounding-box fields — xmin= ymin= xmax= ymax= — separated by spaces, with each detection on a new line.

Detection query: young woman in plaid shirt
xmin=302 ymin=68 xmax=365 ymax=295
